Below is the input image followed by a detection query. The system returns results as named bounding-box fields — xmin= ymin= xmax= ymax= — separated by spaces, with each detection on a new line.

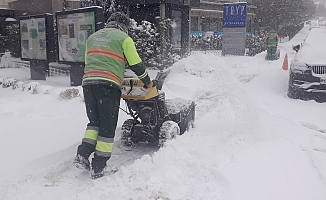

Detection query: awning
xmin=191 ymin=8 xmax=223 ymax=18
xmin=0 ymin=8 xmax=15 ymax=18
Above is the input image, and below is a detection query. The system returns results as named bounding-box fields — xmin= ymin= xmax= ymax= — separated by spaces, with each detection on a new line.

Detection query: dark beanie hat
xmin=106 ymin=12 xmax=130 ymax=27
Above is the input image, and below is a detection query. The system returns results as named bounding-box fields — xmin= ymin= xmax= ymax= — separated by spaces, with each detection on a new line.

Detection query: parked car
xmin=309 ymin=20 xmax=320 ymax=30
xmin=287 ymin=27 xmax=326 ymax=102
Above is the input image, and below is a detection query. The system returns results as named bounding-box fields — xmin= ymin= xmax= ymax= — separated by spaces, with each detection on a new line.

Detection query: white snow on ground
xmin=0 ymin=24 xmax=326 ymax=200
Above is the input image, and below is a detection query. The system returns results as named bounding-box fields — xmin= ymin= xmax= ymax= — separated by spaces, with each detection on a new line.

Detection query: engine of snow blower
xmin=120 ymin=78 xmax=195 ymax=147
xmin=265 ymin=47 xmax=280 ymax=60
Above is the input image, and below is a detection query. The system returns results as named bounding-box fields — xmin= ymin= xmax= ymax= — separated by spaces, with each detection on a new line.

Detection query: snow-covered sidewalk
xmin=0 ymin=24 xmax=325 ymax=200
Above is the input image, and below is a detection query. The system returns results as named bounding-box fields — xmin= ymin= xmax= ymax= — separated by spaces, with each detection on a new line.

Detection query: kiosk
xmin=55 ymin=6 xmax=104 ymax=86
xmin=0 ymin=9 xmax=16 ymax=55
xmin=19 ymin=14 xmax=55 ymax=80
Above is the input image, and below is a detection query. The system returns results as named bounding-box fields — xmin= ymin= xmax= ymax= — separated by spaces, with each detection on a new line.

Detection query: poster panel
xmin=20 ymin=17 xmax=47 ymax=60
xmin=57 ymin=11 xmax=96 ymax=63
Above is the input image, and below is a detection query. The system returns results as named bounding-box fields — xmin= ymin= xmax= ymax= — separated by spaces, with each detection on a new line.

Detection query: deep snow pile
xmin=0 ymin=24 xmax=326 ymax=200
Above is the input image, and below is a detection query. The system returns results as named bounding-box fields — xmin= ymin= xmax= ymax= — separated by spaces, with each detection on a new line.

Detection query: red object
xmin=282 ymin=53 xmax=288 ymax=70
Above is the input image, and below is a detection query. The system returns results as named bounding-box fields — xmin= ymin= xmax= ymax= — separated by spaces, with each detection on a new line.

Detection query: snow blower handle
xmin=126 ymin=79 xmax=134 ymax=95
xmin=121 ymin=78 xmax=159 ymax=100
xmin=129 ymin=79 xmax=134 ymax=90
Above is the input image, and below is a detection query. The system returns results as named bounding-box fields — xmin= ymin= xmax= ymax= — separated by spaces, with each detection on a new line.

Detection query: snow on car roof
xmin=310 ymin=20 xmax=319 ymax=26
xmin=296 ymin=27 xmax=326 ymax=65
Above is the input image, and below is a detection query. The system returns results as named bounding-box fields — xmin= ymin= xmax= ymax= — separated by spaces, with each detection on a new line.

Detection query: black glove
xmin=152 ymin=79 xmax=162 ymax=90
xmin=143 ymin=81 xmax=155 ymax=89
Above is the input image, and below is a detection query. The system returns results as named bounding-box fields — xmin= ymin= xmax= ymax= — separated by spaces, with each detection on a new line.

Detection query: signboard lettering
xmin=67 ymin=13 xmax=86 ymax=23
xmin=80 ymin=1 xmax=92 ymax=8
xmin=224 ymin=4 xmax=246 ymax=16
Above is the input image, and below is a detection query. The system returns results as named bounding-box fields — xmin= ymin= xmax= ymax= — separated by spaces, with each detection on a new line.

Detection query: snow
xmin=295 ymin=27 xmax=326 ymax=64
xmin=0 ymin=24 xmax=326 ymax=200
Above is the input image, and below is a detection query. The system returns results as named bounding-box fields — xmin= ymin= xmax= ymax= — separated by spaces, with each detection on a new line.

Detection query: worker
xmin=73 ymin=12 xmax=155 ymax=179
xmin=264 ymin=29 xmax=280 ymax=56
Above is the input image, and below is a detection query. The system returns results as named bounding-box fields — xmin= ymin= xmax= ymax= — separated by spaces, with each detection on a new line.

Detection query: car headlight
xmin=291 ymin=59 xmax=309 ymax=72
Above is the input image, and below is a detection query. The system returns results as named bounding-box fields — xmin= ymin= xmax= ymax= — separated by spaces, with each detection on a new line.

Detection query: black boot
xmin=73 ymin=142 xmax=95 ymax=171
xmin=73 ymin=154 xmax=90 ymax=171
xmin=90 ymin=154 xmax=110 ymax=179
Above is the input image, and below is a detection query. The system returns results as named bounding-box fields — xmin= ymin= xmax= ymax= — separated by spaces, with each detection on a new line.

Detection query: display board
xmin=56 ymin=7 xmax=104 ymax=64
xmin=20 ymin=15 xmax=51 ymax=60
xmin=222 ymin=3 xmax=247 ymax=56
xmin=223 ymin=2 xmax=247 ymax=28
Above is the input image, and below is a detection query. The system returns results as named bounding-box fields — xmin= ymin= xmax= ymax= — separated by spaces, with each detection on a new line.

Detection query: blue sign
xmin=214 ymin=31 xmax=223 ymax=36
xmin=190 ymin=31 xmax=205 ymax=38
xmin=80 ymin=1 xmax=92 ymax=8
xmin=223 ymin=3 xmax=247 ymax=28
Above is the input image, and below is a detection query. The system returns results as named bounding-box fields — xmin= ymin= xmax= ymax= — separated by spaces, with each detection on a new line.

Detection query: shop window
xmin=201 ymin=17 xmax=209 ymax=32
xmin=191 ymin=16 xmax=198 ymax=31
xmin=171 ymin=10 xmax=182 ymax=49
xmin=210 ymin=18 xmax=218 ymax=32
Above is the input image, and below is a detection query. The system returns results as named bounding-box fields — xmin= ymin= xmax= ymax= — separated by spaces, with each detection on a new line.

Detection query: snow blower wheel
xmin=159 ymin=120 xmax=180 ymax=147
xmin=121 ymin=119 xmax=138 ymax=146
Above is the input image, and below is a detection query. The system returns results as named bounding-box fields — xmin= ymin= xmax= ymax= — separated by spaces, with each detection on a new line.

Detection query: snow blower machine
xmin=265 ymin=45 xmax=280 ymax=60
xmin=120 ymin=78 xmax=195 ymax=147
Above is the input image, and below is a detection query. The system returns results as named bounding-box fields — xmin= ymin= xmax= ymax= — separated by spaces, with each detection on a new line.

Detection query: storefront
xmin=117 ymin=0 xmax=200 ymax=56
xmin=0 ymin=9 xmax=16 ymax=54
xmin=190 ymin=1 xmax=256 ymax=33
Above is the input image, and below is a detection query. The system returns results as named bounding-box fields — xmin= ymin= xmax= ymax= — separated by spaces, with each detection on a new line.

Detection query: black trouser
xmin=83 ymin=85 xmax=121 ymax=140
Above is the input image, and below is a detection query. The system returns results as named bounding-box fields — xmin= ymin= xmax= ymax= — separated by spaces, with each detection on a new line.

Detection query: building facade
xmin=7 ymin=0 xmax=257 ymax=33
xmin=2 ymin=0 xmax=258 ymax=55
xmin=0 ymin=0 xmax=10 ymax=8
xmin=191 ymin=0 xmax=257 ymax=33
xmin=8 ymin=0 xmax=64 ymax=16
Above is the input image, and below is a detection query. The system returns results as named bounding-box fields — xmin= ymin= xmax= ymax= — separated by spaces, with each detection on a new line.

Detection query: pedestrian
xmin=73 ymin=12 xmax=155 ymax=179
